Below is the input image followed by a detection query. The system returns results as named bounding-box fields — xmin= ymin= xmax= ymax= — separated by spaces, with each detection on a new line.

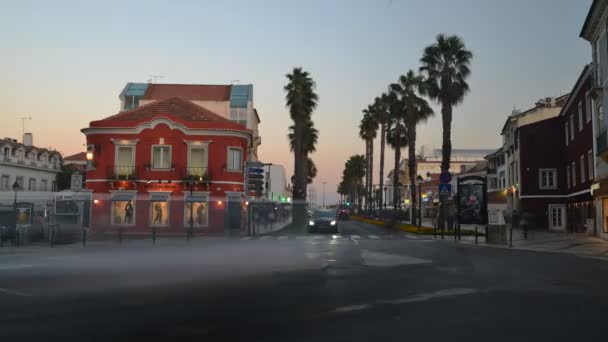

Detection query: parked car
xmin=308 ymin=209 xmax=338 ymax=234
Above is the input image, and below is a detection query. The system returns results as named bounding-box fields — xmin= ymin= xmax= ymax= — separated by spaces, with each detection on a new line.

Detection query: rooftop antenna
xmin=149 ymin=75 xmax=164 ymax=83
xmin=230 ymin=80 xmax=240 ymax=84
xmin=19 ymin=116 xmax=32 ymax=139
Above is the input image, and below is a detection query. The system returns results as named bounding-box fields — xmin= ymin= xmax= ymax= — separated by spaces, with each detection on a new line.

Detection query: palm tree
xmin=342 ymin=155 xmax=366 ymax=212
xmin=385 ymin=106 xmax=408 ymax=215
xmin=420 ymin=34 xmax=472 ymax=227
xmin=389 ymin=70 xmax=434 ymax=214
xmin=284 ymin=67 xmax=319 ymax=225
xmin=359 ymin=108 xmax=378 ymax=212
xmin=288 ymin=119 xmax=318 ymax=154
xmin=374 ymin=93 xmax=390 ymax=210
xmin=307 ymin=157 xmax=317 ymax=184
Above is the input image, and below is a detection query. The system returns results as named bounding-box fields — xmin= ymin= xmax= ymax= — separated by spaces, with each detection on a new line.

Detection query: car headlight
xmin=309 ymin=220 xmax=315 ymax=226
xmin=330 ymin=220 xmax=336 ymax=226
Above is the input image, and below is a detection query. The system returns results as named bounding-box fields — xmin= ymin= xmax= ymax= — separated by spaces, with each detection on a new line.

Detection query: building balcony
xmin=597 ymin=129 xmax=608 ymax=162
xmin=107 ymin=165 xmax=138 ymax=180
xmin=181 ymin=167 xmax=211 ymax=182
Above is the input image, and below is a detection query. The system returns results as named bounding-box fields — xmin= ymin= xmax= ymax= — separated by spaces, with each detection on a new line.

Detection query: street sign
xmin=439 ymin=172 xmax=452 ymax=183
xmin=438 ymin=183 xmax=451 ymax=196
xmin=70 ymin=173 xmax=83 ymax=192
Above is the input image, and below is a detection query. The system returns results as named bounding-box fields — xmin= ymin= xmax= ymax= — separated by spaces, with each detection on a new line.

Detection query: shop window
xmin=150 ymin=199 xmax=169 ymax=226
xmin=111 ymin=199 xmax=135 ymax=225
xmin=185 ymin=194 xmax=209 ymax=227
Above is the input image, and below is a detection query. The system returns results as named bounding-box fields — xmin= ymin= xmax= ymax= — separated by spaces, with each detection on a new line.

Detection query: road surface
xmin=1 ymin=219 xmax=608 ymax=341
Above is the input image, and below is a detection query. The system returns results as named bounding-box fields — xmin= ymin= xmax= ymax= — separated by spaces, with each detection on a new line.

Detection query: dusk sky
xmin=1 ymin=0 xmax=591 ymax=203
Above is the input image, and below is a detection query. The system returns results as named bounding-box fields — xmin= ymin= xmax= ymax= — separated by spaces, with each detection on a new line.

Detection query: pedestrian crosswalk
xmin=240 ymin=234 xmax=432 ymax=242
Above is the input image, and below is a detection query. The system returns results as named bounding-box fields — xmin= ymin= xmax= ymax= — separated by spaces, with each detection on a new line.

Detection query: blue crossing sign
xmin=438 ymin=183 xmax=452 ymax=196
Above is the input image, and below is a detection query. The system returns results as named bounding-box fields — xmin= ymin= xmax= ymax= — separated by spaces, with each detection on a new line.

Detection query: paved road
xmin=2 ymin=219 xmax=608 ymax=341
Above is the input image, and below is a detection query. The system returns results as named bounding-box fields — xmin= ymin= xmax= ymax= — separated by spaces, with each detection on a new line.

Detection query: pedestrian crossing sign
xmin=438 ymin=183 xmax=451 ymax=196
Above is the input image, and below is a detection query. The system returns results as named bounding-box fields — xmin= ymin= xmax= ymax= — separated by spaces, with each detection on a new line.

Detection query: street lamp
xmin=12 ymin=181 xmax=20 ymax=208
xmin=416 ymin=175 xmax=423 ymax=231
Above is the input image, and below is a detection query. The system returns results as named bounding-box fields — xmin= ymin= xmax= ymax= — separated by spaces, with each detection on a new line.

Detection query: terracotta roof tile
xmin=64 ymin=152 xmax=87 ymax=161
xmin=143 ymin=84 xmax=231 ymax=102
xmin=90 ymin=97 xmax=249 ymax=132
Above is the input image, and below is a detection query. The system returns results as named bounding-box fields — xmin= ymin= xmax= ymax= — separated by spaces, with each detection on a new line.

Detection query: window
xmin=227 ymin=147 xmax=243 ymax=171
xmin=111 ymin=199 xmax=135 ymax=225
xmin=230 ymin=107 xmax=248 ymax=127
xmin=569 ymin=115 xmax=575 ymax=140
xmin=185 ymin=195 xmax=209 ymax=228
xmin=17 ymin=149 xmax=24 ymax=161
xmin=581 ymin=155 xmax=586 ymax=183
xmin=16 ymin=176 xmax=23 ymax=189
xmin=571 ymin=162 xmax=576 ymax=187
xmin=539 ymin=169 xmax=557 ymax=189
xmin=28 ymin=178 xmax=36 ymax=191
xmin=588 ymin=150 xmax=594 ymax=180
xmin=152 ymin=145 xmax=171 ymax=170
xmin=567 ymin=165 xmax=570 ymax=188
xmin=586 ymin=93 xmax=591 ymax=123
xmin=565 ymin=122 xmax=569 ymax=146
xmin=115 ymin=146 xmax=135 ymax=177
xmin=40 ymin=179 xmax=47 ymax=191
xmin=0 ymin=175 xmax=8 ymax=190
xmin=52 ymin=181 xmax=57 ymax=192
xmin=498 ymin=171 xmax=505 ymax=189
xmin=578 ymin=102 xmax=583 ymax=131
xmin=188 ymin=145 xmax=208 ymax=178
xmin=150 ymin=195 xmax=169 ymax=227
xmin=40 ymin=154 xmax=47 ymax=162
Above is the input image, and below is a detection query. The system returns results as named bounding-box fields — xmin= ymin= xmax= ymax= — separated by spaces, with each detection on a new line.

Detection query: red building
xmin=82 ymin=97 xmax=252 ymax=236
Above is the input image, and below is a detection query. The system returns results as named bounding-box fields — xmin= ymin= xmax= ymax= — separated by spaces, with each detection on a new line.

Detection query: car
xmin=337 ymin=207 xmax=350 ymax=220
xmin=308 ymin=209 xmax=338 ymax=234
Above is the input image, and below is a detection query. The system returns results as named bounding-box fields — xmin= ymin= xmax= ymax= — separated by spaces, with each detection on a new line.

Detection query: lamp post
xmin=12 ymin=181 xmax=20 ymax=208
xmin=416 ymin=175 xmax=423 ymax=231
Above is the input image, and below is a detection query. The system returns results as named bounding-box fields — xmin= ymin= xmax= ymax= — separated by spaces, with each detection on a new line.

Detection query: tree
xmin=341 ymin=155 xmax=366 ymax=212
xmin=389 ymin=70 xmax=434 ymax=214
xmin=359 ymin=108 xmax=378 ymax=212
xmin=420 ymin=34 xmax=472 ymax=227
xmin=307 ymin=157 xmax=317 ymax=184
xmin=284 ymin=67 xmax=319 ymax=225
xmin=288 ymin=119 xmax=318 ymax=154
xmin=384 ymin=91 xmax=408 ymax=215
xmin=373 ymin=93 xmax=390 ymax=210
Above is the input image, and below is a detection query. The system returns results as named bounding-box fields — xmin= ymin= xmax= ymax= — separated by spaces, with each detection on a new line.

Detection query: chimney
xmin=23 ymin=133 xmax=33 ymax=147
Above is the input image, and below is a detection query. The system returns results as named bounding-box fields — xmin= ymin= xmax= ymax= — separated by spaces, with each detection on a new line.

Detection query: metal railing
xmin=107 ymin=165 xmax=138 ymax=180
xmin=182 ymin=167 xmax=211 ymax=181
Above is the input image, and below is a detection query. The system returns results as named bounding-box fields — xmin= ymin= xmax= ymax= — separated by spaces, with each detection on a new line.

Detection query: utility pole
xmin=322 ymin=181 xmax=327 ymax=208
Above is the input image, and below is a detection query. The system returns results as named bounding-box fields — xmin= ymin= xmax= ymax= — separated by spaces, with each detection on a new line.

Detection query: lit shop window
xmin=185 ymin=199 xmax=208 ymax=227
xmin=150 ymin=199 xmax=169 ymax=226
xmin=111 ymin=199 xmax=135 ymax=225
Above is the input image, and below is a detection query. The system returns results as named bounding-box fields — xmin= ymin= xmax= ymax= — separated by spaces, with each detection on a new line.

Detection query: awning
xmin=150 ymin=194 xmax=169 ymax=201
xmin=112 ymin=194 xmax=134 ymax=201
xmin=186 ymin=196 xmax=206 ymax=202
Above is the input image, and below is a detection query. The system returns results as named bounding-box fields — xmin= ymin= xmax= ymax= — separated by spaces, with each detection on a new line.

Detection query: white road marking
xmin=333 ymin=304 xmax=372 ymax=313
xmin=380 ymin=288 xmax=478 ymax=305
xmin=368 ymin=235 xmax=380 ymax=239
xmin=361 ymin=250 xmax=432 ymax=267
xmin=0 ymin=264 xmax=37 ymax=270
xmin=0 ymin=287 xmax=32 ymax=297
xmin=350 ymin=234 xmax=361 ymax=239
xmin=277 ymin=236 xmax=288 ymax=240
xmin=331 ymin=235 xmax=342 ymax=239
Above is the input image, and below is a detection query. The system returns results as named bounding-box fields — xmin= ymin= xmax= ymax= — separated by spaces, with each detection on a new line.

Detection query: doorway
xmin=548 ymin=204 xmax=565 ymax=231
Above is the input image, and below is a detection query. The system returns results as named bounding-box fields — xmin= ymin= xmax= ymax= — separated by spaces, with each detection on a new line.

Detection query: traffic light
xmin=346 ymin=201 xmax=351 ymax=207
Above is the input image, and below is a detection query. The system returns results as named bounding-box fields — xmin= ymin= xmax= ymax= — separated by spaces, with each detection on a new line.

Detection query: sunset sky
xmin=1 ymin=0 xmax=591 ymax=203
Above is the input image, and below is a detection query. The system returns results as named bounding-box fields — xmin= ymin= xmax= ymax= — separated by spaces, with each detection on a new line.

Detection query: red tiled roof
xmin=64 ymin=152 xmax=87 ymax=161
xmin=143 ymin=84 xmax=231 ymax=102
xmin=89 ymin=97 xmax=249 ymax=132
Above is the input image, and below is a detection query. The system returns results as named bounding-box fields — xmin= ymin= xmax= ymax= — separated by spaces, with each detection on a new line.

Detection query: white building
xmin=262 ymin=164 xmax=289 ymax=203
xmin=0 ymin=134 xmax=62 ymax=197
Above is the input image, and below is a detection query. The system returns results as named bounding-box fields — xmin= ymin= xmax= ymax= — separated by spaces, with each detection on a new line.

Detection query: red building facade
xmin=82 ymin=97 xmax=251 ymax=235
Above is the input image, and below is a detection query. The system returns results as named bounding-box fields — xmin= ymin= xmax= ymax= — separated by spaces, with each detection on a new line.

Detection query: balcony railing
xmin=182 ymin=167 xmax=211 ymax=182
xmin=597 ymin=129 xmax=608 ymax=159
xmin=107 ymin=165 xmax=138 ymax=180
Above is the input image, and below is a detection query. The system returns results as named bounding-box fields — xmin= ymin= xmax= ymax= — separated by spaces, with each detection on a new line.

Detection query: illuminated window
xmin=150 ymin=197 xmax=169 ymax=227
xmin=188 ymin=145 xmax=208 ymax=177
xmin=185 ymin=194 xmax=209 ymax=227
xmin=111 ymin=198 xmax=135 ymax=225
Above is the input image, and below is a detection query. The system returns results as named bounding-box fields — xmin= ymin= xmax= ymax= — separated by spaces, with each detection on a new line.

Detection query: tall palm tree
xmin=288 ymin=119 xmax=318 ymax=154
xmin=343 ymin=155 xmax=366 ymax=212
xmin=420 ymin=34 xmax=472 ymax=227
xmin=374 ymin=93 xmax=390 ymax=210
xmin=389 ymin=70 xmax=434 ymax=213
xmin=284 ymin=67 xmax=319 ymax=225
xmin=306 ymin=157 xmax=317 ymax=184
xmin=384 ymin=92 xmax=408 ymax=215
xmin=359 ymin=109 xmax=378 ymax=212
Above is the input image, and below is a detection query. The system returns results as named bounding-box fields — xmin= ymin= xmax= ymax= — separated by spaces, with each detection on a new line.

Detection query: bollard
xmin=118 ymin=228 xmax=123 ymax=244
xmin=82 ymin=228 xmax=87 ymax=247
xmin=485 ymin=225 xmax=488 ymax=244
xmin=152 ymin=227 xmax=156 ymax=244
xmin=475 ymin=226 xmax=478 ymax=245
xmin=509 ymin=224 xmax=513 ymax=248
